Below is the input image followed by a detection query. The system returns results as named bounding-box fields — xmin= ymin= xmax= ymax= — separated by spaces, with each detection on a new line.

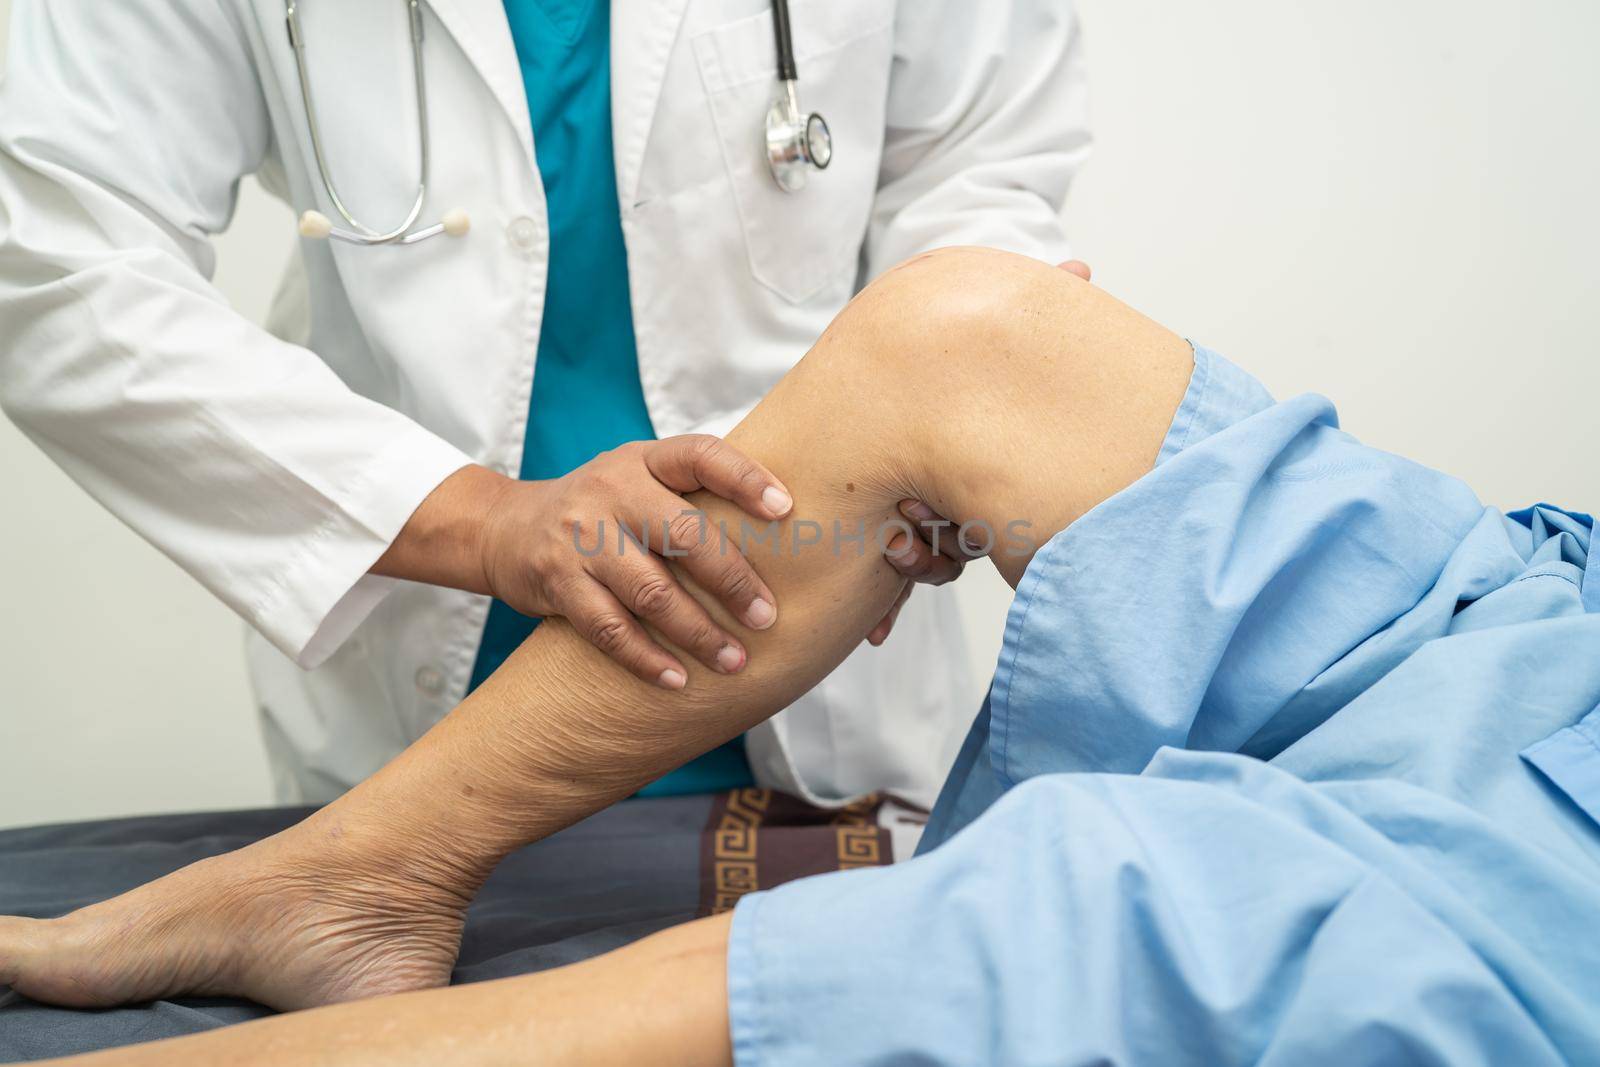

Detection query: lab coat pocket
xmin=1522 ymin=703 xmax=1600 ymax=828
xmin=692 ymin=1 xmax=894 ymax=304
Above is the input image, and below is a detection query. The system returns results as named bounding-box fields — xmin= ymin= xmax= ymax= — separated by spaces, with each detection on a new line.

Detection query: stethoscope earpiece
xmin=440 ymin=209 xmax=472 ymax=237
xmin=298 ymin=207 xmax=470 ymax=244
xmin=298 ymin=210 xmax=334 ymax=240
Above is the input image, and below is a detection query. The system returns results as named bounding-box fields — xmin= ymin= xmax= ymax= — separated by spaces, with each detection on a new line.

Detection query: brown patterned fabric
xmin=697 ymin=788 xmax=896 ymax=916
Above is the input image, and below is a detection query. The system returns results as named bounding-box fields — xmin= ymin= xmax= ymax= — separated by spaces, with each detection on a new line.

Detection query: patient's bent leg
xmin=0 ymin=249 xmax=1194 ymax=1013
xmin=733 ymin=246 xmax=1193 ymax=588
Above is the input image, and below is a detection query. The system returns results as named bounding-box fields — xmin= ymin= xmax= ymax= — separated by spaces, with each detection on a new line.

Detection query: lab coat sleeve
xmin=860 ymin=0 xmax=1091 ymax=278
xmin=726 ymin=771 xmax=1564 ymax=1067
xmin=0 ymin=2 xmax=474 ymax=668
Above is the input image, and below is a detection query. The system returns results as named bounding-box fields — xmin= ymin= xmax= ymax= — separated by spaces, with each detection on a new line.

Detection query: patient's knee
xmin=831 ymin=246 xmax=1079 ymax=383
xmin=872 ymin=246 xmax=1066 ymax=329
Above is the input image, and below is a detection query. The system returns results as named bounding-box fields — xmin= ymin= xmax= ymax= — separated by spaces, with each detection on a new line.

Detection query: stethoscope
xmin=286 ymin=0 xmax=829 ymax=247
xmin=764 ymin=0 xmax=833 ymax=192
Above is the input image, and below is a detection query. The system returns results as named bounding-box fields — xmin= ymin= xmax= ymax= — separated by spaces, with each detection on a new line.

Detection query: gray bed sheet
xmin=0 ymin=796 xmax=713 ymax=1063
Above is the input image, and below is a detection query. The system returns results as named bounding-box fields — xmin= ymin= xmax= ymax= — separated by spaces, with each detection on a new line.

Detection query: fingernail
xmin=902 ymin=500 xmax=937 ymax=522
xmin=716 ymin=645 xmax=745 ymax=673
xmin=885 ymin=532 xmax=915 ymax=562
xmin=761 ymin=486 xmax=793 ymax=518
xmin=657 ymin=668 xmax=687 ymax=690
xmin=746 ymin=597 xmax=776 ymax=629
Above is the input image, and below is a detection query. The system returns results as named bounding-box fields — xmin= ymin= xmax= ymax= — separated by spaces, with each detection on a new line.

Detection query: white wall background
xmin=1 ymin=0 xmax=1595 ymax=829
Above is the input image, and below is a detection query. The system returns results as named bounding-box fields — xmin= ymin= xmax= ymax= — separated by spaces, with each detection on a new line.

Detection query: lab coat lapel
xmin=610 ymin=0 xmax=691 ymax=213
xmin=424 ymin=0 xmax=536 ymax=170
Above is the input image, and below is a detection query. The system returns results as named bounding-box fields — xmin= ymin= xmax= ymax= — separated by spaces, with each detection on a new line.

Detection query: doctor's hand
xmin=374 ymin=439 xmax=792 ymax=689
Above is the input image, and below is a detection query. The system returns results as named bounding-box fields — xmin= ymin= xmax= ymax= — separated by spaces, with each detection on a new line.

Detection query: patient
xmin=2 ymin=248 xmax=1597 ymax=1065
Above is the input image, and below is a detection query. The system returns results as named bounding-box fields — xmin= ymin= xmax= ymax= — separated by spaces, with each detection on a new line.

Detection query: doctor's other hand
xmin=374 ymin=438 xmax=792 ymax=689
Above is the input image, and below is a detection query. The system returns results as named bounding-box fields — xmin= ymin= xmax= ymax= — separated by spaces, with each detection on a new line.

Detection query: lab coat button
xmin=414 ymin=665 xmax=446 ymax=697
xmin=506 ymin=217 xmax=540 ymax=254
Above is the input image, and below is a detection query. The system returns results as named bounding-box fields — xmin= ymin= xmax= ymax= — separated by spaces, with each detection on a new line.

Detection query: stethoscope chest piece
xmin=763 ymin=0 xmax=831 ymax=193
xmin=766 ymin=82 xmax=832 ymax=192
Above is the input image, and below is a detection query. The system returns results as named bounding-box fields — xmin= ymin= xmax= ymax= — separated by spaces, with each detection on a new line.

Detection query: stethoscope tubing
xmin=287 ymin=0 xmax=434 ymax=245
xmin=770 ymin=0 xmax=800 ymax=82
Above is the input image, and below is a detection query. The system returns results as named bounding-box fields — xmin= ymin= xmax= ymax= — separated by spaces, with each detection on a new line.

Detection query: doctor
xmin=0 ymin=0 xmax=1089 ymax=806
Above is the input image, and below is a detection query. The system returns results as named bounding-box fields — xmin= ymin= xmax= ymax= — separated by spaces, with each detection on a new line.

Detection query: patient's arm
xmin=0 ymin=248 xmax=1193 ymax=1024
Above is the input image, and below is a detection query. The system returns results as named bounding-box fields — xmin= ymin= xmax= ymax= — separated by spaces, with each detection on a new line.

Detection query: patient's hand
xmin=0 ymin=805 xmax=477 ymax=1011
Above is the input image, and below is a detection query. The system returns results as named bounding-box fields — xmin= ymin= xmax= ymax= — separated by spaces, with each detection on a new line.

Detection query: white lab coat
xmin=0 ymin=0 xmax=1089 ymax=808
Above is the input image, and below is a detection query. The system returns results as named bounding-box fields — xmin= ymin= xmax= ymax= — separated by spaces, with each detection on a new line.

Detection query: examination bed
xmin=0 ymin=790 xmax=901 ymax=1062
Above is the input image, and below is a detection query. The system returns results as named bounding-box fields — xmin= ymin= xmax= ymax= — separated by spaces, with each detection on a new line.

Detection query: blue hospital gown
xmin=724 ymin=347 xmax=1600 ymax=1066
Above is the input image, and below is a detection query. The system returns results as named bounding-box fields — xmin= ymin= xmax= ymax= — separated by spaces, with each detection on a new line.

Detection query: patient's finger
xmin=595 ymin=549 xmax=746 ymax=675
xmin=1058 ymin=259 xmax=1092 ymax=281
xmin=553 ymin=573 xmax=690 ymax=689
xmin=867 ymin=584 xmax=914 ymax=646
xmin=884 ymin=528 xmax=963 ymax=585
xmin=644 ymin=434 xmax=793 ymax=520
xmin=899 ymin=500 xmax=987 ymax=562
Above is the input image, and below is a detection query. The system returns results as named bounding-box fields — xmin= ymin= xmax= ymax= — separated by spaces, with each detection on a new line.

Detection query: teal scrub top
xmin=468 ymin=0 xmax=753 ymax=797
